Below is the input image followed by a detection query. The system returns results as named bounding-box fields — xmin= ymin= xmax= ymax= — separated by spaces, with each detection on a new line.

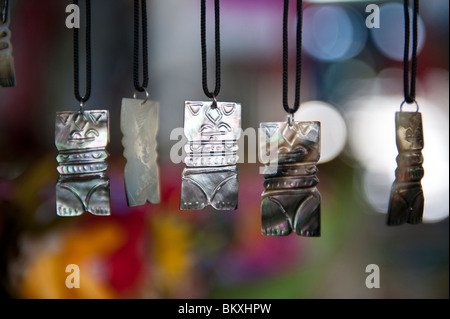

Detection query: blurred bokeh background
xmin=0 ymin=0 xmax=448 ymax=299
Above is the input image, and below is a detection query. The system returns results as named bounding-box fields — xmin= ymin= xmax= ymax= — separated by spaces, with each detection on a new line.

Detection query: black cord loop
xmin=282 ymin=0 xmax=302 ymax=115
xmin=73 ymin=0 xmax=91 ymax=104
xmin=201 ymin=0 xmax=221 ymax=101
xmin=403 ymin=0 xmax=419 ymax=105
xmin=133 ymin=0 xmax=148 ymax=93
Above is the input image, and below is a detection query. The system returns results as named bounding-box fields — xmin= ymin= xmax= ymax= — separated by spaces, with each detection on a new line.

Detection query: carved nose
xmin=206 ymin=106 xmax=222 ymax=124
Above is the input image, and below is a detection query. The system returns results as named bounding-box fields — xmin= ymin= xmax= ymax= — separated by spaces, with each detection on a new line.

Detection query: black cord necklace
xmin=56 ymin=0 xmax=111 ymax=217
xmin=73 ymin=0 xmax=91 ymax=110
xmin=201 ymin=0 xmax=221 ymax=103
xmin=260 ymin=0 xmax=321 ymax=237
xmin=403 ymin=0 xmax=419 ymax=107
xmin=120 ymin=0 xmax=161 ymax=207
xmin=180 ymin=0 xmax=242 ymax=211
xmin=282 ymin=0 xmax=302 ymax=117
xmin=133 ymin=0 xmax=148 ymax=94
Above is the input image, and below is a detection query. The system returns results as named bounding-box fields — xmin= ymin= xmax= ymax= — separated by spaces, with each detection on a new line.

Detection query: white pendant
xmin=121 ymin=98 xmax=160 ymax=206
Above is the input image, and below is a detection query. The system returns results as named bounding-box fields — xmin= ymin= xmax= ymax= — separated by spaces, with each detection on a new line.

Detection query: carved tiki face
xmin=55 ymin=111 xmax=109 ymax=151
xmin=395 ymin=112 xmax=424 ymax=152
xmin=184 ymin=101 xmax=241 ymax=143
xmin=260 ymin=121 xmax=321 ymax=165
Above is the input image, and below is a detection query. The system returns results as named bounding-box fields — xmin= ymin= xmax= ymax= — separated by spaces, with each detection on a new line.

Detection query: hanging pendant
xmin=0 ymin=1 xmax=15 ymax=87
xmin=180 ymin=100 xmax=241 ymax=210
xmin=387 ymin=111 xmax=424 ymax=225
xmin=260 ymin=120 xmax=321 ymax=236
xmin=121 ymin=97 xmax=160 ymax=206
xmin=55 ymin=110 xmax=111 ymax=216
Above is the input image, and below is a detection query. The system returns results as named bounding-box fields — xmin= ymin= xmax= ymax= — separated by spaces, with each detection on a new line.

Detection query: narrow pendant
xmin=55 ymin=110 xmax=111 ymax=216
xmin=180 ymin=101 xmax=241 ymax=210
xmin=0 ymin=4 xmax=15 ymax=87
xmin=121 ymin=98 xmax=160 ymax=206
xmin=387 ymin=111 xmax=424 ymax=225
xmin=260 ymin=121 xmax=321 ymax=236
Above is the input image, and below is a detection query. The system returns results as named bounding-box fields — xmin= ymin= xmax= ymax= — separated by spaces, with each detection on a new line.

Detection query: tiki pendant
xmin=387 ymin=112 xmax=424 ymax=225
xmin=180 ymin=101 xmax=241 ymax=210
xmin=0 ymin=2 xmax=15 ymax=87
xmin=260 ymin=121 xmax=321 ymax=236
xmin=121 ymin=98 xmax=160 ymax=206
xmin=55 ymin=110 xmax=111 ymax=216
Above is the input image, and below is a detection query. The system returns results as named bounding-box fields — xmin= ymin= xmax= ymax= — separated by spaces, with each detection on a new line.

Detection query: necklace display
xmin=121 ymin=0 xmax=160 ymax=207
xmin=260 ymin=0 xmax=321 ymax=236
xmin=55 ymin=0 xmax=110 ymax=216
xmin=180 ymin=0 xmax=242 ymax=211
xmin=387 ymin=0 xmax=424 ymax=225
xmin=0 ymin=0 xmax=15 ymax=87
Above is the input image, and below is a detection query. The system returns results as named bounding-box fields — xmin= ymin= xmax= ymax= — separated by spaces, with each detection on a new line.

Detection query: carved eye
xmin=70 ymin=132 xmax=83 ymax=139
xmin=85 ymin=129 xmax=99 ymax=138
xmin=405 ymin=127 xmax=413 ymax=139
xmin=222 ymin=103 xmax=235 ymax=116
xmin=187 ymin=103 xmax=202 ymax=116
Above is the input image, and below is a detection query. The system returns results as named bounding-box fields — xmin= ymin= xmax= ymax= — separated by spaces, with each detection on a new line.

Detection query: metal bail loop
xmin=133 ymin=88 xmax=149 ymax=105
xmin=400 ymin=100 xmax=420 ymax=113
xmin=211 ymin=94 xmax=218 ymax=109
xmin=79 ymin=101 xmax=86 ymax=114
xmin=287 ymin=112 xmax=295 ymax=127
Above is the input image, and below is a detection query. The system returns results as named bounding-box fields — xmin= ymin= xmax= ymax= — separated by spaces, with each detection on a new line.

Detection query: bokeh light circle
xmin=294 ymin=101 xmax=347 ymax=164
xmin=303 ymin=5 xmax=367 ymax=62
xmin=371 ymin=3 xmax=426 ymax=61
xmin=346 ymin=95 xmax=449 ymax=223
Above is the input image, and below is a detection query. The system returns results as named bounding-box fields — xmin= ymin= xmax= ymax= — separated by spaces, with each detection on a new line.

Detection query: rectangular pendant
xmin=0 ymin=11 xmax=16 ymax=87
xmin=387 ymin=112 xmax=424 ymax=225
xmin=260 ymin=121 xmax=321 ymax=236
xmin=55 ymin=110 xmax=111 ymax=216
xmin=120 ymin=98 xmax=160 ymax=206
xmin=180 ymin=101 xmax=241 ymax=210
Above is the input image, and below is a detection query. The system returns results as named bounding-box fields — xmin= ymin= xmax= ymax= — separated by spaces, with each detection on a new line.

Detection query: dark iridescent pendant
xmin=260 ymin=121 xmax=321 ymax=236
xmin=180 ymin=101 xmax=241 ymax=211
xmin=387 ymin=111 xmax=424 ymax=225
xmin=55 ymin=110 xmax=111 ymax=216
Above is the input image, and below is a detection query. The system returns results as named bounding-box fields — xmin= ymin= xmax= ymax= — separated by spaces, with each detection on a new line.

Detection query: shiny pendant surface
xmin=387 ymin=112 xmax=424 ymax=225
xmin=121 ymin=98 xmax=160 ymax=206
xmin=180 ymin=101 xmax=241 ymax=210
xmin=260 ymin=121 xmax=321 ymax=236
xmin=0 ymin=5 xmax=15 ymax=87
xmin=55 ymin=110 xmax=111 ymax=216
